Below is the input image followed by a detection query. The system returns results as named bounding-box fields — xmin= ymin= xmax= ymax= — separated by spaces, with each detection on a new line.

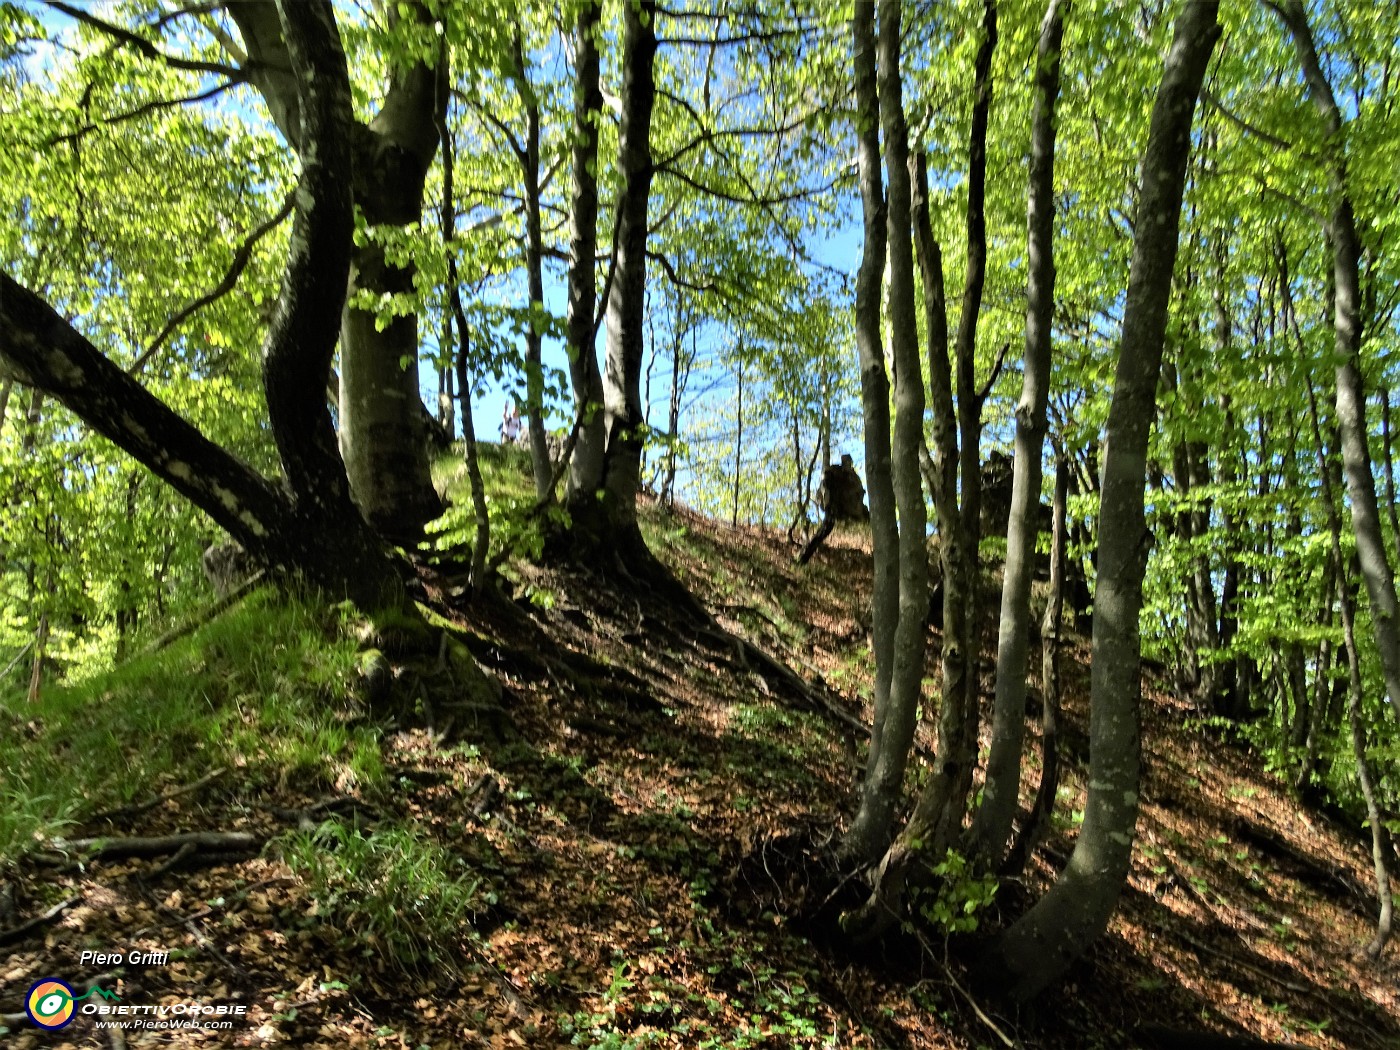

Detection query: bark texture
xmin=969 ymin=0 xmax=1065 ymax=867
xmin=843 ymin=0 xmax=927 ymax=864
xmin=982 ymin=0 xmax=1220 ymax=1000
xmin=564 ymin=0 xmax=607 ymax=512
xmin=564 ymin=0 xmax=658 ymax=562
xmin=1271 ymin=0 xmax=1400 ymax=728
xmin=226 ymin=0 xmax=444 ymax=543
xmin=838 ymin=0 xmax=898 ymax=864
xmin=0 ymin=0 xmax=404 ymax=613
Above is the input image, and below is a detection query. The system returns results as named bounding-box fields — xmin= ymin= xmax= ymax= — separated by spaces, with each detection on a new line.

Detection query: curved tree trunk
xmin=842 ymin=0 xmax=927 ymax=865
xmin=563 ymin=0 xmax=607 ymax=517
xmin=969 ymin=0 xmax=1066 ymax=868
xmin=1271 ymin=0 xmax=1400 ymax=728
xmin=0 ymin=0 xmax=404 ymax=615
xmin=981 ymin=0 xmax=1220 ymax=1000
xmin=225 ymin=0 xmax=443 ymax=545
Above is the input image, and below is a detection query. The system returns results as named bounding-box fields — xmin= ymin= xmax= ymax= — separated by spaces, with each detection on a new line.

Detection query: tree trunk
xmin=970 ymin=0 xmax=1065 ymax=868
xmin=838 ymin=0 xmax=898 ymax=864
xmin=1004 ymin=451 xmax=1069 ymax=876
xmin=437 ymin=87 xmax=491 ymax=591
xmin=565 ymin=0 xmax=658 ymax=564
xmin=1306 ymin=378 xmax=1393 ymax=960
xmin=844 ymin=0 xmax=929 ymax=865
xmin=1 ymin=0 xmax=405 ymax=615
xmin=563 ymin=0 xmax=607 ymax=514
xmin=982 ymin=0 xmax=1220 ymax=1000
xmin=733 ymin=354 xmax=744 ymax=527
xmin=1272 ymin=0 xmax=1400 ymax=727
xmin=225 ymin=0 xmax=443 ymax=545
xmin=512 ymin=27 xmax=552 ymax=500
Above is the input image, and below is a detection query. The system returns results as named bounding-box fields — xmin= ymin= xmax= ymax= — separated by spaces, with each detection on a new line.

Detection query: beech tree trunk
xmin=838 ymin=0 xmax=897 ymax=864
xmin=563 ymin=0 xmax=607 ymax=515
xmin=1306 ymin=378 xmax=1394 ymax=960
xmin=982 ymin=0 xmax=1220 ymax=1000
xmin=511 ymin=26 xmax=552 ymax=500
xmin=1271 ymin=0 xmax=1400 ymax=728
xmin=970 ymin=0 xmax=1065 ymax=868
xmin=0 ymin=0 xmax=404 ymax=614
xmin=842 ymin=0 xmax=927 ymax=865
xmin=565 ymin=0 xmax=658 ymax=562
xmin=225 ymin=0 xmax=443 ymax=545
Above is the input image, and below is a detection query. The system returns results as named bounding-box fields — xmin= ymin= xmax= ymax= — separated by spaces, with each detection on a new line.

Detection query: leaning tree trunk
xmin=0 ymin=0 xmax=405 ymax=615
xmin=838 ymin=0 xmax=897 ymax=864
xmin=969 ymin=0 xmax=1065 ymax=869
xmin=981 ymin=0 xmax=1220 ymax=1001
xmin=1306 ymin=377 xmax=1394 ymax=960
xmin=1271 ymin=0 xmax=1400 ymax=728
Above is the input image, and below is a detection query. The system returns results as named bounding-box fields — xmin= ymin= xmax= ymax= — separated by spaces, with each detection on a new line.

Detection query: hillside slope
xmin=2 ymin=476 xmax=1396 ymax=1049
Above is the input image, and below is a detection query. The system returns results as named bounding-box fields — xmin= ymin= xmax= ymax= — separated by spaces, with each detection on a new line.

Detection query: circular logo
xmin=26 ymin=978 xmax=76 ymax=1029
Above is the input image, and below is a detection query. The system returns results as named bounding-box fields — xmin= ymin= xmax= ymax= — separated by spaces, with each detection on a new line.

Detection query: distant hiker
xmin=797 ymin=455 xmax=869 ymax=565
xmin=500 ymin=401 xmax=521 ymax=444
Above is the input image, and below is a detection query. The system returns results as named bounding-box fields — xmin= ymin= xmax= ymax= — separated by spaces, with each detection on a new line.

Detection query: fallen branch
xmin=89 ymin=767 xmax=228 ymax=824
xmin=0 ymin=894 xmax=80 ymax=947
xmin=43 ymin=830 xmax=261 ymax=862
xmin=136 ymin=572 xmax=264 ymax=660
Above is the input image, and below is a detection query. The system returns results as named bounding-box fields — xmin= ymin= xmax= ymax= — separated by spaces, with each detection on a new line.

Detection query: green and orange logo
xmin=25 ymin=978 xmax=120 ymax=1029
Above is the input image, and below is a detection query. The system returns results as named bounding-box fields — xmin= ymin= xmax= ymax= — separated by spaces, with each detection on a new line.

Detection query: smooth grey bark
xmin=563 ymin=0 xmax=607 ymax=513
xmin=225 ymin=0 xmax=443 ymax=544
xmin=564 ymin=0 xmax=658 ymax=558
xmin=1004 ymin=451 xmax=1069 ymax=877
xmin=838 ymin=0 xmax=898 ymax=864
xmin=922 ymin=0 xmax=1000 ymax=860
xmin=510 ymin=27 xmax=553 ymax=500
xmin=969 ymin=0 xmax=1066 ymax=868
xmin=983 ymin=0 xmax=1219 ymax=1001
xmin=841 ymin=0 xmax=998 ymax=914
xmin=1305 ymin=379 xmax=1393 ymax=960
xmin=842 ymin=0 xmax=927 ymax=865
xmin=1271 ymin=0 xmax=1400 ymax=727
xmin=0 ymin=0 xmax=404 ymax=614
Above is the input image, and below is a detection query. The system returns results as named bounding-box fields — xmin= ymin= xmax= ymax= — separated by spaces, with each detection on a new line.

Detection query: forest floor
xmin=2 ymin=451 xmax=1398 ymax=1049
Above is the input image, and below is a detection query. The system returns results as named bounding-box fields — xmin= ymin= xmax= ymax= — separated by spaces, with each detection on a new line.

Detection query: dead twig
xmin=0 ymin=894 xmax=81 ymax=947
xmin=89 ymin=767 xmax=228 ymax=824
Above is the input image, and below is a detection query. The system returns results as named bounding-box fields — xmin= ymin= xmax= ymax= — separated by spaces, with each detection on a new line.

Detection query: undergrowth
xmin=0 ymin=590 xmax=379 ymax=861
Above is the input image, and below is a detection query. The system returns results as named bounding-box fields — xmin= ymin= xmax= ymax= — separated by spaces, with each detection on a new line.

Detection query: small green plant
xmin=913 ymin=850 xmax=999 ymax=936
xmin=278 ymin=819 xmax=487 ymax=977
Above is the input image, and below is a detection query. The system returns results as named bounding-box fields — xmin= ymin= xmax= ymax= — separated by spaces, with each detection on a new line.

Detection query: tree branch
xmin=44 ymin=1 xmax=244 ymax=79
xmin=47 ymin=78 xmax=245 ymax=147
xmin=129 ymin=189 xmax=296 ymax=376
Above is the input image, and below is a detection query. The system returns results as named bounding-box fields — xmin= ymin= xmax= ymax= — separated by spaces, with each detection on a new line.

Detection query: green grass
xmin=0 ymin=590 xmax=381 ymax=861
xmin=430 ymin=442 xmax=564 ymax=563
xmin=277 ymin=818 xmax=487 ymax=978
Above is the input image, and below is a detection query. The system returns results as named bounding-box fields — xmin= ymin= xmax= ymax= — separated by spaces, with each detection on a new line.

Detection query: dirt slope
xmin=2 ymin=497 xmax=1396 ymax=1048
